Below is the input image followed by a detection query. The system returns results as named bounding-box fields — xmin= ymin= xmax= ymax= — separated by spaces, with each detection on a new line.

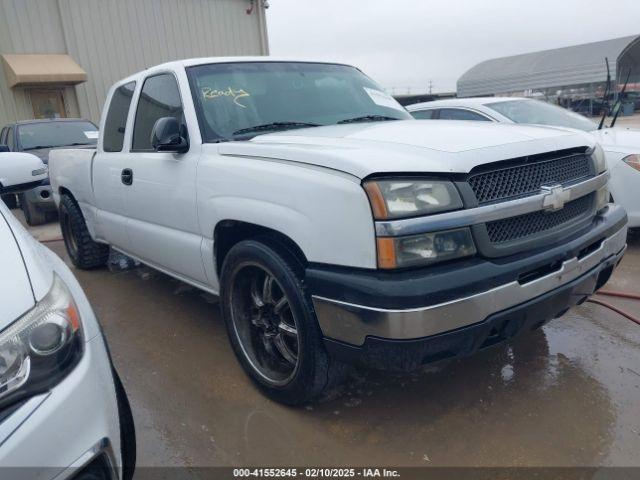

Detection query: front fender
xmin=197 ymin=154 xmax=377 ymax=274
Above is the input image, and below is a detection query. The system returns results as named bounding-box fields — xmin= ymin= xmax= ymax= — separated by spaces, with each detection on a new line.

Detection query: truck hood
xmin=218 ymin=120 xmax=595 ymax=178
xmin=589 ymin=127 xmax=640 ymax=154
xmin=0 ymin=206 xmax=36 ymax=329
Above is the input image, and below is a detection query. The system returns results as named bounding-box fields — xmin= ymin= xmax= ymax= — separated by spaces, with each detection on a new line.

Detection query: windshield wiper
xmin=598 ymin=58 xmax=612 ymax=130
xmin=609 ymin=68 xmax=632 ymax=129
xmin=338 ymin=115 xmax=402 ymax=124
xmin=22 ymin=145 xmax=55 ymax=151
xmin=232 ymin=122 xmax=321 ymax=136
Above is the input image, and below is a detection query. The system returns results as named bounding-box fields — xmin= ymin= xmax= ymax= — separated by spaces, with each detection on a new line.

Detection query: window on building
xmin=103 ymin=82 xmax=136 ymax=152
xmin=410 ymin=109 xmax=436 ymax=119
xmin=132 ymin=74 xmax=184 ymax=152
xmin=438 ymin=108 xmax=490 ymax=121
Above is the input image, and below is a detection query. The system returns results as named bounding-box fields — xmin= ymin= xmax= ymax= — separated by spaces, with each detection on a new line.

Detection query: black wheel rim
xmin=229 ymin=262 xmax=300 ymax=386
xmin=61 ymin=208 xmax=78 ymax=261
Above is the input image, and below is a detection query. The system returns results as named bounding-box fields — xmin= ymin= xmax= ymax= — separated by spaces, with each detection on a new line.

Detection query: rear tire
xmin=59 ymin=194 xmax=109 ymax=269
xmin=20 ymin=195 xmax=46 ymax=226
xmin=220 ymin=239 xmax=344 ymax=405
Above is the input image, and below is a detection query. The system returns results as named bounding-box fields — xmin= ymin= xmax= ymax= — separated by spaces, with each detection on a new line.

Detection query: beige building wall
xmin=0 ymin=0 xmax=269 ymax=128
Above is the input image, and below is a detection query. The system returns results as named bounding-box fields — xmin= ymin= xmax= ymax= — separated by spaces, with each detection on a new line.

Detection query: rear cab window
xmin=103 ymin=81 xmax=136 ymax=152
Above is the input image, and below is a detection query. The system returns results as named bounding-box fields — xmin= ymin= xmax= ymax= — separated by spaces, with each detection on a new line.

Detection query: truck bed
xmin=49 ymin=147 xmax=97 ymax=221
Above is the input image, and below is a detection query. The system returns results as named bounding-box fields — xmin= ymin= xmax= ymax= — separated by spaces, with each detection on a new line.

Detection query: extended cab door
xmin=93 ymin=81 xmax=137 ymax=249
xmin=122 ymin=72 xmax=207 ymax=283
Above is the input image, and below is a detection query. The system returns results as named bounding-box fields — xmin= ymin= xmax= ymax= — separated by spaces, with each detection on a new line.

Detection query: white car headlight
xmin=591 ymin=144 xmax=607 ymax=173
xmin=363 ymin=179 xmax=463 ymax=220
xmin=0 ymin=275 xmax=84 ymax=408
xmin=622 ymin=154 xmax=640 ymax=172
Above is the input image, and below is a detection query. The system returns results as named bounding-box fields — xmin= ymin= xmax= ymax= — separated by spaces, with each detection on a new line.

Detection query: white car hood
xmin=0 ymin=210 xmax=35 ymax=329
xmin=0 ymin=204 xmax=54 ymax=330
xmin=590 ymin=127 xmax=640 ymax=153
xmin=218 ymin=120 xmax=596 ymax=178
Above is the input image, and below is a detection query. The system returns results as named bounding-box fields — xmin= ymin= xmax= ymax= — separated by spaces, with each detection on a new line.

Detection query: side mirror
xmin=0 ymin=152 xmax=48 ymax=194
xmin=151 ymin=117 xmax=189 ymax=153
xmin=0 ymin=145 xmax=10 ymax=153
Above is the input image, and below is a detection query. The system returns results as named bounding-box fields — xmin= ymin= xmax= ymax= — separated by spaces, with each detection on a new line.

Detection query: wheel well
xmin=59 ymin=186 xmax=75 ymax=202
xmin=214 ymin=220 xmax=308 ymax=275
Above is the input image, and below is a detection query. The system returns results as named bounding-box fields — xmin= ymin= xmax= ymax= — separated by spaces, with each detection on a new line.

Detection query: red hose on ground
xmin=596 ymin=290 xmax=640 ymax=301
xmin=587 ymin=296 xmax=640 ymax=326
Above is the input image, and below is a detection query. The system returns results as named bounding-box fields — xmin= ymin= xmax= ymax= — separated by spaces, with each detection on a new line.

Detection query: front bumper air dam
xmin=309 ymin=204 xmax=627 ymax=371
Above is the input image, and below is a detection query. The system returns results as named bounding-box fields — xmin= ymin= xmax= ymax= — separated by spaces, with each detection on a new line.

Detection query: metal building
xmin=458 ymin=35 xmax=640 ymax=114
xmin=0 ymin=0 xmax=269 ymax=127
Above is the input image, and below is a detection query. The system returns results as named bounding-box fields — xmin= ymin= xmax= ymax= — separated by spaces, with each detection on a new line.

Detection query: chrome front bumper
xmin=312 ymin=220 xmax=627 ymax=347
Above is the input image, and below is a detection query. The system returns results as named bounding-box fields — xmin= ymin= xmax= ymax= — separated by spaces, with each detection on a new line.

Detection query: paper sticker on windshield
xmin=201 ymin=86 xmax=250 ymax=108
xmin=363 ymin=87 xmax=404 ymax=111
xmin=84 ymin=131 xmax=99 ymax=139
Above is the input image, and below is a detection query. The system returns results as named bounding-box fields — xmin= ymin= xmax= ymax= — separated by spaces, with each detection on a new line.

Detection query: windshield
xmin=486 ymin=99 xmax=597 ymax=132
xmin=17 ymin=121 xmax=98 ymax=150
xmin=186 ymin=62 xmax=412 ymax=141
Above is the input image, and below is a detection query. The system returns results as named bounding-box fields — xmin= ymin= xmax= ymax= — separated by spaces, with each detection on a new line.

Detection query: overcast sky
xmin=266 ymin=0 xmax=640 ymax=94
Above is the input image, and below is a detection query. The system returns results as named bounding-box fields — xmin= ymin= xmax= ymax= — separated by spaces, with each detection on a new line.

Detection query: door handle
xmin=121 ymin=168 xmax=133 ymax=185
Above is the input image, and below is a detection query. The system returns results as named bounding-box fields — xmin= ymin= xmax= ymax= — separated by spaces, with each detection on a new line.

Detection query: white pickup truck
xmin=50 ymin=58 xmax=627 ymax=404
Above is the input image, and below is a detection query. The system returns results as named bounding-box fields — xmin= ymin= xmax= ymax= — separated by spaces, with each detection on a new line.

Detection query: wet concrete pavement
xmin=16 ymin=213 xmax=640 ymax=468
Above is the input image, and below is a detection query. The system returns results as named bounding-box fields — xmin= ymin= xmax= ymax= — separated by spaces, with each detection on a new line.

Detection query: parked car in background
xmin=50 ymin=58 xmax=626 ymax=405
xmin=407 ymin=97 xmax=640 ymax=228
xmin=0 ymin=119 xmax=98 ymax=225
xmin=0 ymin=152 xmax=135 ymax=478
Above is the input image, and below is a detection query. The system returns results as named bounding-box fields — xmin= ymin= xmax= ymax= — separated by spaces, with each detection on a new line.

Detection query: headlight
xmin=591 ymin=144 xmax=607 ymax=173
xmin=622 ymin=154 xmax=640 ymax=172
xmin=363 ymin=179 xmax=463 ymax=220
xmin=0 ymin=275 xmax=83 ymax=408
xmin=377 ymin=228 xmax=476 ymax=269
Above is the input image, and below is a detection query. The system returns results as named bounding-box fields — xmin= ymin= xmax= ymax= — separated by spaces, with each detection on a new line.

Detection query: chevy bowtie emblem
xmin=541 ymin=184 xmax=570 ymax=212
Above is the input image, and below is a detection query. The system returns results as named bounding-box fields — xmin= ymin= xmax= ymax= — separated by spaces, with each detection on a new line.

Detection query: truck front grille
xmin=468 ymin=152 xmax=592 ymax=205
xmin=486 ymin=194 xmax=593 ymax=244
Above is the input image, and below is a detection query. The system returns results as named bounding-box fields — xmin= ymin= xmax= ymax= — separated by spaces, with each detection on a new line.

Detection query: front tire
xmin=20 ymin=195 xmax=46 ymax=226
xmin=59 ymin=194 xmax=109 ymax=269
xmin=220 ymin=239 xmax=343 ymax=405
